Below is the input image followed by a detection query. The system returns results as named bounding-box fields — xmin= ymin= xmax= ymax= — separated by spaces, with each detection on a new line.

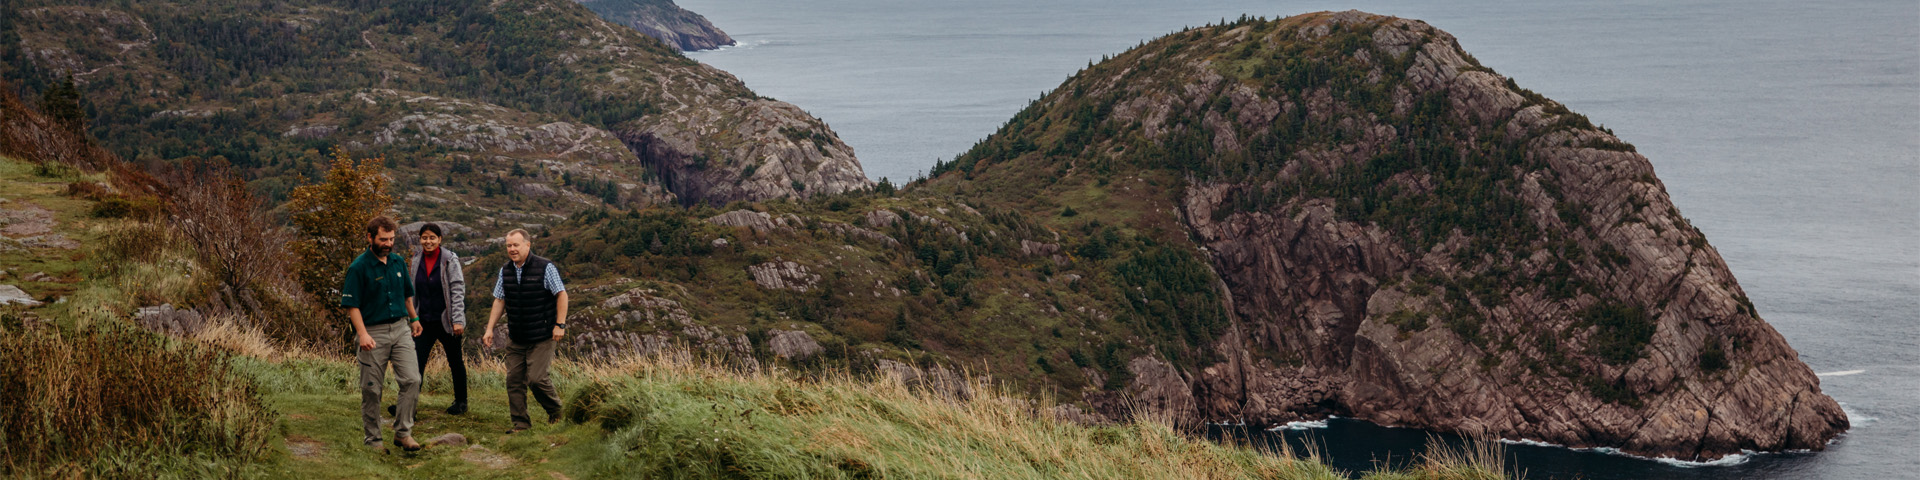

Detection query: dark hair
xmin=419 ymin=222 xmax=443 ymax=238
xmin=365 ymin=215 xmax=398 ymax=239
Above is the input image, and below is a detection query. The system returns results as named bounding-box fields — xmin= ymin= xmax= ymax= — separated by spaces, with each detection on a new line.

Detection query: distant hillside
xmin=920 ymin=11 xmax=1845 ymax=460
xmin=2 ymin=0 xmax=867 ymax=228
xmin=577 ymin=0 xmax=736 ymax=51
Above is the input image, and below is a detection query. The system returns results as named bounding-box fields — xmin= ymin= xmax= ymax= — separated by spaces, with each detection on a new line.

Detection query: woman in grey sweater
xmin=407 ymin=222 xmax=470 ymax=414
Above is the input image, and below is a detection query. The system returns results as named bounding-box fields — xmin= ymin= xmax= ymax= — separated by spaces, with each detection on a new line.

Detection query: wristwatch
xmin=555 ymin=323 xmax=567 ymax=329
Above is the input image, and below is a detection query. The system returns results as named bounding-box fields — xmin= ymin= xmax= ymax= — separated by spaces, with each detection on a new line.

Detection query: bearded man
xmin=340 ymin=215 xmax=424 ymax=452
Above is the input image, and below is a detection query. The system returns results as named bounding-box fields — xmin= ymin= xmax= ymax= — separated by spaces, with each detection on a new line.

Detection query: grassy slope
xmin=229 ymin=343 xmax=1501 ymax=480
xmin=0 ymin=157 xmax=100 ymax=303
xmin=1 ymin=153 xmax=1505 ymax=479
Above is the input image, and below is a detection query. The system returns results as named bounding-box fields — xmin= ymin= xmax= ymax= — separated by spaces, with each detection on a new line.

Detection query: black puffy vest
xmin=501 ymin=255 xmax=557 ymax=344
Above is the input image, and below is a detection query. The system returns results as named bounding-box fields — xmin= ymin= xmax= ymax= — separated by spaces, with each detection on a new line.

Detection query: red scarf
xmin=419 ymin=247 xmax=440 ymax=278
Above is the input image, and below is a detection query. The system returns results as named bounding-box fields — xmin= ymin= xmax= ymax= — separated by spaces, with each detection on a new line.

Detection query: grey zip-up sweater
xmin=407 ymin=247 xmax=467 ymax=331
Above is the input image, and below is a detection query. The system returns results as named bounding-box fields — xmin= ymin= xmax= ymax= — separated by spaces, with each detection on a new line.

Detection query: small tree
xmin=38 ymin=75 xmax=84 ymax=138
xmin=287 ymin=148 xmax=393 ymax=321
xmin=160 ymin=157 xmax=326 ymax=345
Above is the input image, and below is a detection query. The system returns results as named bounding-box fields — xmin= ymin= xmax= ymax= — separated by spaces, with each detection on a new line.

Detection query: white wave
xmin=1498 ymin=437 xmax=1756 ymax=467
xmin=1497 ymin=438 xmax=1561 ymax=448
xmin=1839 ymin=402 xmax=1877 ymax=426
xmin=1650 ymin=451 xmax=1754 ymax=468
xmin=689 ymin=40 xmax=765 ymax=55
xmin=1817 ymin=369 xmax=1866 ymax=377
xmin=1270 ymin=419 xmax=1329 ymax=431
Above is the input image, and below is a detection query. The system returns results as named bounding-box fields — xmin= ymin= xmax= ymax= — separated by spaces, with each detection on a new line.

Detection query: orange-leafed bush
xmin=286 ymin=148 xmax=394 ymax=325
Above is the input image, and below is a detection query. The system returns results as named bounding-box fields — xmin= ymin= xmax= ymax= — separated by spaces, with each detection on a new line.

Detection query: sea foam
xmin=1497 ymin=438 xmax=1755 ymax=467
xmin=1270 ymin=419 xmax=1330 ymax=431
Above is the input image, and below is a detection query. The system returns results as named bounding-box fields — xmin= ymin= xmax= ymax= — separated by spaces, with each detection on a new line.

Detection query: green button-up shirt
xmin=340 ymin=249 xmax=413 ymax=325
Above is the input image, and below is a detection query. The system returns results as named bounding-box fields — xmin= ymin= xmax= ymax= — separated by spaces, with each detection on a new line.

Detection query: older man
xmin=482 ymin=228 xmax=568 ymax=434
xmin=341 ymin=216 xmax=424 ymax=452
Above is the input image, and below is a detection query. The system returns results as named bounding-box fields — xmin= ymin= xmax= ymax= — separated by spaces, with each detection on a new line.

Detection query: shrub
xmin=566 ymin=380 xmax=615 ymax=425
xmin=1580 ymin=301 xmax=1655 ymax=365
xmin=1699 ymin=338 xmax=1730 ymax=373
xmin=161 ymin=157 xmax=327 ymax=346
xmin=286 ymin=148 xmax=393 ymax=325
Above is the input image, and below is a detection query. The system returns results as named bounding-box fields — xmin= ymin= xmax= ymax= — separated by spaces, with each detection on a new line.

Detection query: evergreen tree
xmin=40 ymin=76 xmax=85 ymax=138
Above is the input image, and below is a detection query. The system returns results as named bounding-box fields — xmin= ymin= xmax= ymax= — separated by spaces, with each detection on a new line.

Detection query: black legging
xmin=413 ymin=318 xmax=468 ymax=403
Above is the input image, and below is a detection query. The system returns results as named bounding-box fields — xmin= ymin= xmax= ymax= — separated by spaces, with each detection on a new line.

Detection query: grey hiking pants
xmin=359 ymin=320 xmax=420 ymax=445
xmin=504 ymin=338 xmax=561 ymax=429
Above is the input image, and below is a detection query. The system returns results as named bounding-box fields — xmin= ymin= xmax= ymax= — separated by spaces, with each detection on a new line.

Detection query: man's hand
xmin=482 ymin=329 xmax=495 ymax=348
xmin=410 ymin=320 xmax=423 ymax=337
xmin=452 ymin=324 xmax=466 ymax=336
xmin=552 ymin=325 xmax=565 ymax=341
xmin=357 ymin=332 xmax=376 ymax=351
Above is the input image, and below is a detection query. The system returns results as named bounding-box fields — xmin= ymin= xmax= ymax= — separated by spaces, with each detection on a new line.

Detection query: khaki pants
xmin=358 ymin=321 xmax=420 ymax=445
xmin=504 ymin=338 xmax=561 ymax=429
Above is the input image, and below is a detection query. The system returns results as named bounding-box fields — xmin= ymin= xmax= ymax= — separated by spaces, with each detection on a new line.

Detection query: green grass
xmin=219 ymin=346 xmax=1508 ymax=480
xmin=0 ymin=154 xmax=109 ymax=304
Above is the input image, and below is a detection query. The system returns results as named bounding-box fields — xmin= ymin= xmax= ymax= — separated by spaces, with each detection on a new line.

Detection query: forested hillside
xmin=2 ymin=0 xmax=867 ymax=224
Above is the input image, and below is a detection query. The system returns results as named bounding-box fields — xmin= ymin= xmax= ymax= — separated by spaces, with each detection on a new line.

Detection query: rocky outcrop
xmin=874 ymin=359 xmax=972 ymax=400
xmin=705 ymin=209 xmax=801 ymax=234
xmin=747 ymin=260 xmax=820 ymax=292
xmin=0 ymin=285 xmax=41 ymax=307
xmin=767 ymin=329 xmax=822 ymax=360
xmin=575 ymin=0 xmax=736 ymax=51
xmin=1190 ymin=13 xmax=1842 ymax=460
xmin=953 ymin=10 xmax=1846 ymax=460
xmin=618 ymin=98 xmax=872 ymax=205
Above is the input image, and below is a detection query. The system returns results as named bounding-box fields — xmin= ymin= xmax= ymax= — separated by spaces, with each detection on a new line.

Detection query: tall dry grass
xmin=0 ymin=323 xmax=276 ymax=478
xmin=550 ymin=349 xmax=1351 ymax=479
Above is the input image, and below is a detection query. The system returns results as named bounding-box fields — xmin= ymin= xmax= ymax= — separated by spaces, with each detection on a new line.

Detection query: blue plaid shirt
xmin=492 ymin=260 xmax=565 ymax=299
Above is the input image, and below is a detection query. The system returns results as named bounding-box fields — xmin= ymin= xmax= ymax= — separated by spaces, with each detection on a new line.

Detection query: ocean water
xmin=679 ymin=0 xmax=1920 ymax=478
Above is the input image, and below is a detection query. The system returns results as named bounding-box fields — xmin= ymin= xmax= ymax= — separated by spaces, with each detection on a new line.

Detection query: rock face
xmin=576 ymin=0 xmax=736 ymax=51
xmin=767 ymin=329 xmax=823 ymax=360
xmin=951 ymin=11 xmax=1846 ymax=460
xmin=747 ymin=260 xmax=821 ymax=292
xmin=618 ymin=98 xmax=873 ymax=205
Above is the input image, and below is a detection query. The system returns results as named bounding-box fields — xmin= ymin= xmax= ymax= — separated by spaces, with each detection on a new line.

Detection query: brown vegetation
xmin=157 ymin=157 xmax=329 ymax=346
xmin=0 ymin=323 xmax=275 ymax=477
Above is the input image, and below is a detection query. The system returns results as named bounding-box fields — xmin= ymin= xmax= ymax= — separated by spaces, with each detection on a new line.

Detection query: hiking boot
xmin=387 ymin=404 xmax=396 ymax=416
xmin=395 ymin=436 xmax=422 ymax=452
xmin=365 ymin=441 xmax=390 ymax=455
xmin=445 ymin=401 xmax=468 ymax=415
xmin=505 ymin=425 xmax=529 ymax=435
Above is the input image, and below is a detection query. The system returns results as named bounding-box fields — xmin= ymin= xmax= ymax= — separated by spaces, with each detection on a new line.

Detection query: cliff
xmin=924 ymin=11 xmax=1846 ymax=460
xmin=576 ymin=0 xmax=737 ymax=51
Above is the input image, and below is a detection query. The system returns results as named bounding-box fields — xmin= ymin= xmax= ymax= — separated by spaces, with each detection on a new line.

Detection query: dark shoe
xmin=446 ymin=401 xmax=468 ymax=415
xmin=548 ymin=413 xmax=561 ymax=425
xmin=505 ymin=425 xmax=528 ymax=435
xmin=395 ymin=436 xmax=422 ymax=452
xmin=387 ymin=404 xmax=396 ymax=416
